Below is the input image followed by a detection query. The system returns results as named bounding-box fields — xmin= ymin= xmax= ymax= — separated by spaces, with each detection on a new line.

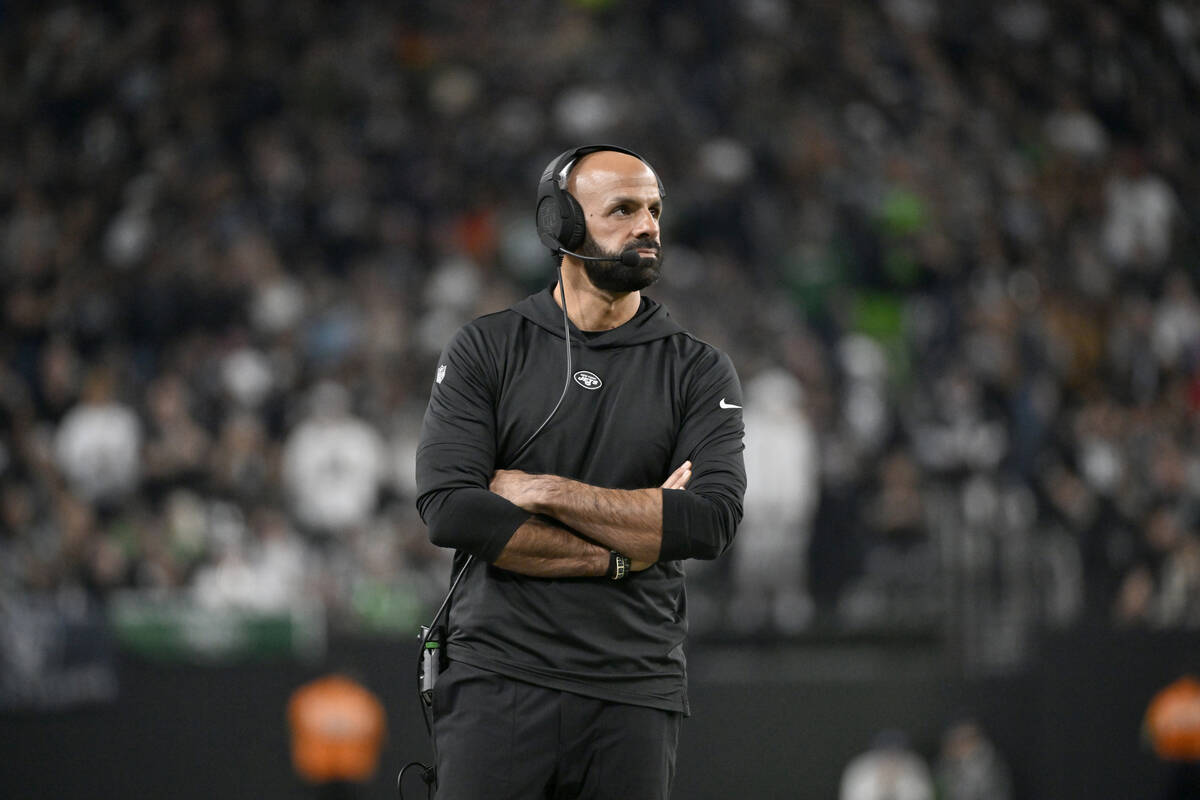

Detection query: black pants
xmin=432 ymin=660 xmax=681 ymax=800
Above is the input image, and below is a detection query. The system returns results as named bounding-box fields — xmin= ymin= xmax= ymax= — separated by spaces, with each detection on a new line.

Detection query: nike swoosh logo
xmin=719 ymin=398 xmax=742 ymax=409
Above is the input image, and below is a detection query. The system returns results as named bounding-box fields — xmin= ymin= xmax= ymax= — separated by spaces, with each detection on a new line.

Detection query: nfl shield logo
xmin=436 ymin=364 xmax=447 ymax=384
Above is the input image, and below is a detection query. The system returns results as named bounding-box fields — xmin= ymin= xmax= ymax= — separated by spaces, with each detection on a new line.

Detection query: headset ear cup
xmin=536 ymin=194 xmax=564 ymax=252
xmin=560 ymin=192 xmax=586 ymax=252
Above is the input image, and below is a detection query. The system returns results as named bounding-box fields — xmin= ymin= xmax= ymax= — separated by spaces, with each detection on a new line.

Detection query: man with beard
xmin=415 ymin=145 xmax=746 ymax=799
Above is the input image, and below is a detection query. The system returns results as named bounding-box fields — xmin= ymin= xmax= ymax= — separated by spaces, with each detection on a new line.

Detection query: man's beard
xmin=576 ymin=235 xmax=664 ymax=293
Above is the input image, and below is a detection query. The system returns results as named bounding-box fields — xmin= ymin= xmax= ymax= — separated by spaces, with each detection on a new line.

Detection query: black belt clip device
xmin=419 ymin=626 xmax=440 ymax=707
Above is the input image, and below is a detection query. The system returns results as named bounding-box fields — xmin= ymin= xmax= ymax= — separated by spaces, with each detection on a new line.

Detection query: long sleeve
xmin=415 ymin=323 xmax=531 ymax=562
xmin=659 ymin=348 xmax=746 ymax=561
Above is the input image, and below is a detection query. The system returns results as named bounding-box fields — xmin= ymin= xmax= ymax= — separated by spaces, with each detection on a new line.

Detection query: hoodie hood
xmin=511 ymin=286 xmax=685 ymax=349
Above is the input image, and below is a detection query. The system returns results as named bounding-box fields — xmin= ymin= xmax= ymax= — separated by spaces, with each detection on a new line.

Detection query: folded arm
xmin=492 ymin=516 xmax=611 ymax=577
xmin=490 ymin=462 xmax=693 ymax=565
xmin=418 ymin=485 xmax=607 ymax=578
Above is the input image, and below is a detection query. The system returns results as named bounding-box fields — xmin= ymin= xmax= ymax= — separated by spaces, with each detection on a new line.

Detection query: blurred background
xmin=2 ymin=0 xmax=1199 ymax=797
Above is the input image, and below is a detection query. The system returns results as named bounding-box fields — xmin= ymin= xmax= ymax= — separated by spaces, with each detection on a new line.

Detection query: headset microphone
xmin=558 ymin=247 xmax=646 ymax=267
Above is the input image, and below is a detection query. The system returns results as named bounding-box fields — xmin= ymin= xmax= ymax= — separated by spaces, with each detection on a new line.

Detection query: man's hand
xmin=660 ymin=460 xmax=692 ymax=491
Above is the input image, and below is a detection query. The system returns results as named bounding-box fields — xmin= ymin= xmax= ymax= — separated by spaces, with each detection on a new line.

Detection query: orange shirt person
xmin=1144 ymin=675 xmax=1200 ymax=762
xmin=288 ymin=674 xmax=387 ymax=788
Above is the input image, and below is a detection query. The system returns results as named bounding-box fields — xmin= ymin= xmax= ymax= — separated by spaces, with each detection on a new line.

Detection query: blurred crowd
xmin=839 ymin=720 xmax=1013 ymax=800
xmin=1 ymin=0 xmax=1199 ymax=651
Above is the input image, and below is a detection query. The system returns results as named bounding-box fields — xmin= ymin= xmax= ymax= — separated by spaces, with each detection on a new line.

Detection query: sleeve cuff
xmin=659 ymin=488 xmax=691 ymax=561
xmin=429 ymin=488 xmax=533 ymax=562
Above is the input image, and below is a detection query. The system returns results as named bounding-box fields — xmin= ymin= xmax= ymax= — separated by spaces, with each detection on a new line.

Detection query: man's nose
xmin=632 ymin=208 xmax=659 ymax=238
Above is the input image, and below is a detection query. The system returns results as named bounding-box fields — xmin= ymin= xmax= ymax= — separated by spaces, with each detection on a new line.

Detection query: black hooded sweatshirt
xmin=415 ymin=286 xmax=746 ymax=713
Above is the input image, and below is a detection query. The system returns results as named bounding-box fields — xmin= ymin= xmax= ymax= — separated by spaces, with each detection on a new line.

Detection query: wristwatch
xmin=607 ymin=551 xmax=630 ymax=580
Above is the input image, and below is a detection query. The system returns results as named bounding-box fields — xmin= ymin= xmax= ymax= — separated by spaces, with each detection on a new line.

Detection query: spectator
xmin=841 ymin=449 xmax=939 ymax=628
xmin=840 ymin=729 xmax=934 ymax=800
xmin=281 ymin=382 xmax=385 ymax=535
xmin=1101 ymin=149 xmax=1179 ymax=273
xmin=1115 ymin=506 xmax=1200 ymax=628
xmin=210 ymin=411 xmax=274 ymax=504
xmin=53 ymin=366 xmax=141 ymax=509
xmin=730 ymin=366 xmax=820 ymax=633
xmin=141 ymin=371 xmax=211 ymax=496
xmin=934 ymin=717 xmax=1014 ymax=800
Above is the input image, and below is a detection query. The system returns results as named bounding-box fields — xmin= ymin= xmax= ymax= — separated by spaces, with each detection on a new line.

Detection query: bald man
xmin=416 ymin=146 xmax=746 ymax=799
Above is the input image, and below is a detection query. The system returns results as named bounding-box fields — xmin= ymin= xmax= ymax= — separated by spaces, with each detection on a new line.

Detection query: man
xmin=415 ymin=145 xmax=746 ymax=799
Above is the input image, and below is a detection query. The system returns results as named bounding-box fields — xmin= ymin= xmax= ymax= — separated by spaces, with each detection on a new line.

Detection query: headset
xmin=535 ymin=144 xmax=666 ymax=256
xmin=399 ymin=145 xmax=665 ymax=800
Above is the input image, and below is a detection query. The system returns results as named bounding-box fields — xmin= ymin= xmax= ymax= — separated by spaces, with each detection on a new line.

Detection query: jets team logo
xmin=573 ymin=370 xmax=603 ymax=390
